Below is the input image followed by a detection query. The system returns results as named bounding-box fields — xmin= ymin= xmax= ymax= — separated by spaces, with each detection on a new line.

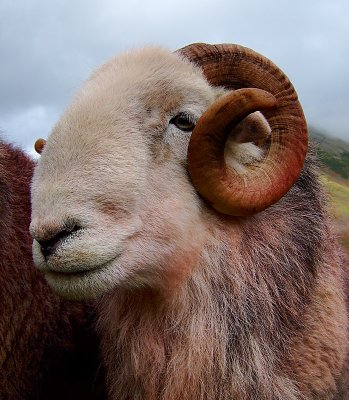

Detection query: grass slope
xmin=310 ymin=127 xmax=349 ymax=253
xmin=322 ymin=175 xmax=349 ymax=253
xmin=310 ymin=127 xmax=349 ymax=180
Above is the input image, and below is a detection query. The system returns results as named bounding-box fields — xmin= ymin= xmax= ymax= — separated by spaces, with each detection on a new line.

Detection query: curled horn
xmin=177 ymin=43 xmax=308 ymax=216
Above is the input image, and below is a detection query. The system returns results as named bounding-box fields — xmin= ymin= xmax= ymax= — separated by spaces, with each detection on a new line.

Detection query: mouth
xmin=34 ymin=226 xmax=123 ymax=275
xmin=46 ymin=266 xmax=99 ymax=278
xmin=32 ymin=223 xmax=138 ymax=299
xmin=44 ymin=251 xmax=120 ymax=277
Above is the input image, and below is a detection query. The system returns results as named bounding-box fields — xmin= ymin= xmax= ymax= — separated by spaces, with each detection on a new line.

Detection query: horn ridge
xmin=178 ymin=43 xmax=308 ymax=216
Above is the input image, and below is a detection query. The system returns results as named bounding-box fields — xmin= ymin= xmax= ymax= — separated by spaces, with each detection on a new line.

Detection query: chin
xmin=43 ymin=261 xmax=123 ymax=300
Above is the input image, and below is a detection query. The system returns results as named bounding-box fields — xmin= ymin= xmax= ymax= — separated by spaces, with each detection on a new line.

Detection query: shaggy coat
xmin=96 ymin=152 xmax=349 ymax=400
xmin=0 ymin=140 xmax=105 ymax=400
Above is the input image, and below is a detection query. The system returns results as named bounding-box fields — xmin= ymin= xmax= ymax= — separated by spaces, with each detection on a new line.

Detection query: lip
xmin=34 ymin=230 xmax=124 ymax=274
xmin=44 ymin=253 xmax=120 ymax=279
xmin=46 ymin=267 xmax=97 ymax=278
xmin=43 ymin=259 xmax=118 ymax=300
xmin=44 ymin=263 xmax=106 ymax=289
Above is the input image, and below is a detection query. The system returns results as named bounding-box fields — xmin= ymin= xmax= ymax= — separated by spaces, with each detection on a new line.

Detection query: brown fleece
xmin=0 ymin=140 xmax=105 ymax=400
xmin=97 ymin=150 xmax=348 ymax=400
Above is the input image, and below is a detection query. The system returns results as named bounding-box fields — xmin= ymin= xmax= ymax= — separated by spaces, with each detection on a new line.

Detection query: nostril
xmin=38 ymin=225 xmax=81 ymax=259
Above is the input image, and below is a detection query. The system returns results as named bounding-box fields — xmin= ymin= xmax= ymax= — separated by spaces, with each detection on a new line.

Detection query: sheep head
xmin=30 ymin=44 xmax=307 ymax=299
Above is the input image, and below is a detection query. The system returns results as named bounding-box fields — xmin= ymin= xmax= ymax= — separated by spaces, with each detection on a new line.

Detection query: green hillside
xmin=310 ymin=127 xmax=349 ymax=179
xmin=322 ymin=175 xmax=349 ymax=253
xmin=310 ymin=127 xmax=349 ymax=253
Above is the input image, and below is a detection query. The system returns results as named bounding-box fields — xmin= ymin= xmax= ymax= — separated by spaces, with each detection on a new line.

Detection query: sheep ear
xmin=231 ymin=112 xmax=271 ymax=144
xmin=34 ymin=138 xmax=46 ymax=154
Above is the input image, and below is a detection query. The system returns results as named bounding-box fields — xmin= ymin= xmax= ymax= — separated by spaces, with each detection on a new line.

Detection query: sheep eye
xmin=169 ymin=113 xmax=196 ymax=132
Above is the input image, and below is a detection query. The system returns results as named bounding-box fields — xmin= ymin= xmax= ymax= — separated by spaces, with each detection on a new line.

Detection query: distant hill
xmin=309 ymin=127 xmax=349 ymax=180
xmin=308 ymin=127 xmax=349 ymax=253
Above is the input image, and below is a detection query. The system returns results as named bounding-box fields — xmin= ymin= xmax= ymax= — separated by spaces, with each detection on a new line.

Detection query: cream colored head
xmin=31 ymin=48 xmax=216 ymax=299
xmin=30 ymin=44 xmax=306 ymax=299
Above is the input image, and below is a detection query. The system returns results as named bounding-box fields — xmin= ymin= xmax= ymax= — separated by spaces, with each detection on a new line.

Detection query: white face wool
xmin=30 ymin=46 xmax=269 ymax=299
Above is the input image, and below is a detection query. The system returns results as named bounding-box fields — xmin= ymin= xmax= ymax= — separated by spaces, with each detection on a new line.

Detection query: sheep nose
xmin=37 ymin=225 xmax=81 ymax=259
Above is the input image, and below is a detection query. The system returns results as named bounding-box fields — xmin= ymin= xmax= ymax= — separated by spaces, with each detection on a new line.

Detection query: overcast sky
xmin=1 ymin=0 xmax=348 ymax=156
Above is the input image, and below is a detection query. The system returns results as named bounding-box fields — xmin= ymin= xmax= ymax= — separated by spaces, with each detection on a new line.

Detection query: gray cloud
xmin=0 ymin=0 xmax=348 ymax=153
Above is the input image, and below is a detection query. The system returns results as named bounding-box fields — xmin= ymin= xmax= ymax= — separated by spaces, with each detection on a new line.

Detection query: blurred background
xmin=1 ymin=0 xmax=348 ymax=250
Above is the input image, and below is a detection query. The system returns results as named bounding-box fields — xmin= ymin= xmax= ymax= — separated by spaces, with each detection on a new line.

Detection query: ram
xmin=0 ymin=139 xmax=104 ymax=399
xmin=30 ymin=43 xmax=348 ymax=399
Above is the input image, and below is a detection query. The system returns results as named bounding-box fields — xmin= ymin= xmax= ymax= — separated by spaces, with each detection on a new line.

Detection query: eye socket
xmin=169 ymin=113 xmax=196 ymax=132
